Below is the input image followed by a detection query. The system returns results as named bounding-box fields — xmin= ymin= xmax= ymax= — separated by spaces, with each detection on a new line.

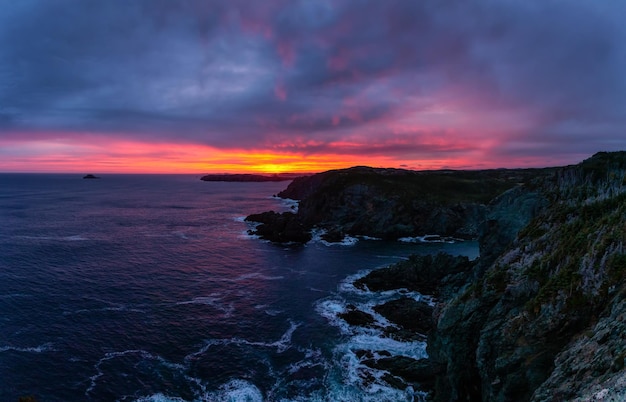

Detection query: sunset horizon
xmin=2 ymin=1 xmax=624 ymax=174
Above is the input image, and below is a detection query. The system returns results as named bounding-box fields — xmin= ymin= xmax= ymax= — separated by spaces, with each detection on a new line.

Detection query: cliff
xmin=429 ymin=151 xmax=626 ymax=401
xmin=247 ymin=151 xmax=626 ymax=400
xmin=247 ymin=166 xmax=545 ymax=242
xmin=356 ymin=152 xmax=626 ymax=400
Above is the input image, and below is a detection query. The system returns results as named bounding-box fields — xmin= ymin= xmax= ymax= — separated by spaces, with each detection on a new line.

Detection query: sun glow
xmin=0 ymin=132 xmax=562 ymax=174
xmin=0 ymin=137 xmax=380 ymax=174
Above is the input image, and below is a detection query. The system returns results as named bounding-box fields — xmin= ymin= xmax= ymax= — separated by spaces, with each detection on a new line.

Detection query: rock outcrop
xmin=247 ymin=166 xmax=541 ymax=243
xmin=244 ymin=211 xmax=311 ymax=243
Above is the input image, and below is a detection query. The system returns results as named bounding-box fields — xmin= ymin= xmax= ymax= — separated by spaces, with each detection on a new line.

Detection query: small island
xmin=83 ymin=174 xmax=100 ymax=179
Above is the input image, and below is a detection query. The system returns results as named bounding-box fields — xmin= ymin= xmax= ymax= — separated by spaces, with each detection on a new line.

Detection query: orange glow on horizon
xmin=0 ymin=139 xmax=394 ymax=174
xmin=0 ymin=136 xmax=571 ymax=174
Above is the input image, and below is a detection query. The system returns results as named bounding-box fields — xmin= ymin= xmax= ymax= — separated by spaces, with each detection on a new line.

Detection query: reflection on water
xmin=0 ymin=174 xmax=478 ymax=401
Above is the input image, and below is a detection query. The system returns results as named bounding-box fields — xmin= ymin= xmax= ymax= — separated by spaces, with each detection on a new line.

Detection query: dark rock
xmin=320 ymin=228 xmax=345 ymax=243
xmin=83 ymin=174 xmax=100 ymax=179
xmin=354 ymin=253 xmax=475 ymax=299
xmin=373 ymin=297 xmax=434 ymax=336
xmin=338 ymin=309 xmax=376 ymax=327
xmin=362 ymin=356 xmax=444 ymax=392
xmin=245 ymin=211 xmax=311 ymax=243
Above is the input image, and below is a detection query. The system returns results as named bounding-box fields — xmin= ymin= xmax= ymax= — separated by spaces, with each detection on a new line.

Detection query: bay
xmin=0 ymin=174 xmax=477 ymax=401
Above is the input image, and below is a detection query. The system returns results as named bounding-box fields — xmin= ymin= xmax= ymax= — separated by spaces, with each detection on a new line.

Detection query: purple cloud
xmin=1 ymin=0 xmax=625 ymax=167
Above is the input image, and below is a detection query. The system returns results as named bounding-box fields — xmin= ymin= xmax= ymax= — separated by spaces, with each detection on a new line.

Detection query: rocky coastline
xmin=245 ymin=166 xmax=546 ymax=244
xmin=248 ymin=151 xmax=626 ymax=401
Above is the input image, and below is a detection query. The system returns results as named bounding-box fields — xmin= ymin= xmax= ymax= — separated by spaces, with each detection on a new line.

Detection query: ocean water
xmin=0 ymin=174 xmax=478 ymax=401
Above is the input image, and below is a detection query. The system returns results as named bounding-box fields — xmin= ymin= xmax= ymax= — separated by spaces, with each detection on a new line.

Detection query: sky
xmin=1 ymin=0 xmax=626 ymax=173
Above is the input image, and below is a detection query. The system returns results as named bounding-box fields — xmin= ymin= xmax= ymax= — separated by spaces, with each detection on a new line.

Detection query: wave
xmin=0 ymin=293 xmax=32 ymax=299
xmin=15 ymin=234 xmax=90 ymax=241
xmin=185 ymin=321 xmax=300 ymax=363
xmin=313 ymin=269 xmax=434 ymax=401
xmin=398 ymin=234 xmax=462 ymax=244
xmin=234 ymin=272 xmax=284 ymax=281
xmin=63 ymin=306 xmax=146 ymax=316
xmin=86 ymin=349 xmax=187 ymax=397
xmin=337 ymin=269 xmax=436 ymax=305
xmin=311 ymin=229 xmax=359 ymax=247
xmin=274 ymin=196 xmax=299 ymax=213
xmin=0 ymin=343 xmax=54 ymax=353
xmin=136 ymin=379 xmax=263 ymax=402
xmin=175 ymin=295 xmax=234 ymax=317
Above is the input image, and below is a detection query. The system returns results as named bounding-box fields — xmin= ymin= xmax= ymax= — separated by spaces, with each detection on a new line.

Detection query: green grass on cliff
xmin=486 ymin=156 xmax=626 ymax=316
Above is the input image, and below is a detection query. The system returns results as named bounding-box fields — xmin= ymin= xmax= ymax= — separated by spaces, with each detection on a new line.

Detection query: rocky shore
xmin=249 ymin=151 xmax=626 ymax=401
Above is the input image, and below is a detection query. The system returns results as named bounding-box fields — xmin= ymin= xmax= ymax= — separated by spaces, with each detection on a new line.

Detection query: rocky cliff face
xmin=248 ymin=166 xmax=540 ymax=242
xmin=428 ymin=151 xmax=626 ymax=401
xmin=246 ymin=152 xmax=626 ymax=399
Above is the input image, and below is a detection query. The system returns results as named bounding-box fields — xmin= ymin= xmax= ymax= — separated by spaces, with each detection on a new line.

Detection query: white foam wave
xmin=311 ymin=228 xmax=359 ymax=247
xmin=326 ymin=235 xmax=359 ymax=247
xmin=16 ymin=234 xmax=89 ymax=241
xmin=312 ymin=266 xmax=437 ymax=401
xmin=235 ymin=272 xmax=284 ymax=281
xmin=337 ymin=270 xmax=436 ymax=306
xmin=398 ymin=234 xmax=461 ymax=243
xmin=135 ymin=394 xmax=187 ymax=402
xmin=253 ymin=304 xmax=283 ymax=316
xmin=202 ymin=379 xmax=263 ymax=402
xmin=0 ymin=343 xmax=54 ymax=353
xmin=348 ymin=334 xmax=427 ymax=359
xmin=175 ymin=295 xmax=234 ymax=317
xmin=63 ymin=306 xmax=146 ymax=316
xmin=185 ymin=321 xmax=300 ymax=364
xmin=87 ymin=349 xmax=186 ymax=397
xmin=358 ymin=235 xmax=383 ymax=241
xmin=239 ymin=230 xmax=263 ymax=240
xmin=276 ymin=196 xmax=299 ymax=213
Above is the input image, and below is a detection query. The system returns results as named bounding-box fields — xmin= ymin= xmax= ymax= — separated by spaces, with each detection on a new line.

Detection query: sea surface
xmin=0 ymin=174 xmax=478 ymax=401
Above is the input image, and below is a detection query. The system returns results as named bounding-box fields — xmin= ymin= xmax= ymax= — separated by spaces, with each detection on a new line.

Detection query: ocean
xmin=0 ymin=174 xmax=478 ymax=401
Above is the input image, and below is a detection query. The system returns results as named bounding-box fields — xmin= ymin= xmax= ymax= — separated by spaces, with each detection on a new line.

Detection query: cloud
xmin=1 ymin=0 xmax=625 ymax=170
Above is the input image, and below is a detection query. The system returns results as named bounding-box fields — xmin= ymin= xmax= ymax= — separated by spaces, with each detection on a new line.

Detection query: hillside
xmin=246 ymin=166 xmax=548 ymax=242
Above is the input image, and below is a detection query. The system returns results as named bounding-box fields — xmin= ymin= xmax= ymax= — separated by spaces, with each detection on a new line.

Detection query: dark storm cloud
xmin=1 ymin=0 xmax=625 ymax=160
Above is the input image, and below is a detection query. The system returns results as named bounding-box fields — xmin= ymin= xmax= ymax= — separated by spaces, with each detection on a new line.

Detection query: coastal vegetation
xmin=248 ymin=151 xmax=626 ymax=401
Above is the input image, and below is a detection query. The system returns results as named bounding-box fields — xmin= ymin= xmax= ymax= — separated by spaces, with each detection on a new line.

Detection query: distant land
xmin=200 ymin=173 xmax=305 ymax=182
